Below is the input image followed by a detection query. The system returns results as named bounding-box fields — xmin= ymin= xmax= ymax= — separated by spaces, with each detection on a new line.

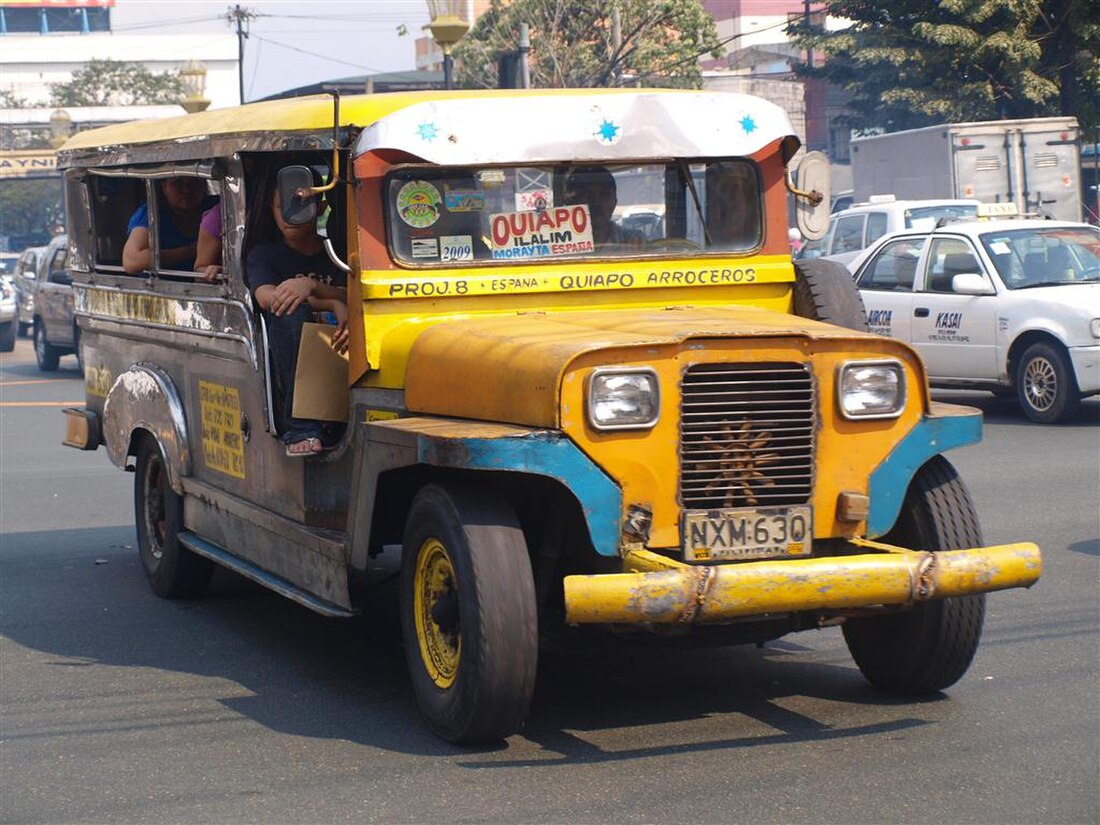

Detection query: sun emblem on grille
xmin=687 ymin=419 xmax=780 ymax=506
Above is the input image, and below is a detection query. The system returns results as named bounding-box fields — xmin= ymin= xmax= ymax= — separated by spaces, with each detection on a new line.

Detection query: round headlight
xmin=587 ymin=369 xmax=660 ymax=430
xmin=838 ymin=361 xmax=905 ymax=419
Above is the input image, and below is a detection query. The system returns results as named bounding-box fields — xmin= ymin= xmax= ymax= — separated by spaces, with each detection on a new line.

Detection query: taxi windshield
xmin=385 ymin=160 xmax=762 ymax=267
xmin=980 ymin=226 xmax=1100 ymax=288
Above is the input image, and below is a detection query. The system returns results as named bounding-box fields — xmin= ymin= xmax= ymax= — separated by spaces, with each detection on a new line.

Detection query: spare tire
xmin=793 ymin=259 xmax=868 ymax=331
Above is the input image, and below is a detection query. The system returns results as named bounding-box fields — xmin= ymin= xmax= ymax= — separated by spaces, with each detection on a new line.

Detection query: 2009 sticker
xmin=396 ymin=180 xmax=442 ymax=228
xmin=441 ymin=235 xmax=473 ymax=262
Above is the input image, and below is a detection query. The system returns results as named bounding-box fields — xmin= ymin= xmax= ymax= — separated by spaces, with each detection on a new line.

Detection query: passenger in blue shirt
xmin=122 ymin=177 xmax=216 ymax=274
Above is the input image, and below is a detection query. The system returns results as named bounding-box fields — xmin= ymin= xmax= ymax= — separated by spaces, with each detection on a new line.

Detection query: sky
xmin=110 ymin=0 xmax=432 ymax=101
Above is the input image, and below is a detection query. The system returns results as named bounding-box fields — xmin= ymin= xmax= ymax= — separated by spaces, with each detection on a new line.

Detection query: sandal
xmin=285 ymin=436 xmax=325 ymax=457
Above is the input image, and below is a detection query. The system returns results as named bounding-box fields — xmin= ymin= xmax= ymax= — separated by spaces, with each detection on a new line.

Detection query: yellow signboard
xmin=199 ymin=380 xmax=246 ymax=479
xmin=0 ymin=151 xmax=58 ymax=179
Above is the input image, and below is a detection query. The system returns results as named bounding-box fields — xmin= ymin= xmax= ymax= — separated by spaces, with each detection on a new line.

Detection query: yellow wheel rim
xmin=413 ymin=537 xmax=461 ymax=689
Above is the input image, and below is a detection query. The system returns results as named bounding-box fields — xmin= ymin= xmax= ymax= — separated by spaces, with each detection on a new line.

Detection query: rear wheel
xmin=1016 ymin=341 xmax=1079 ymax=424
xmin=33 ymin=321 xmax=60 ymax=372
xmin=792 ymin=258 xmax=868 ymax=331
xmin=134 ymin=436 xmax=213 ymax=598
xmin=843 ymin=455 xmax=986 ymax=694
xmin=400 ymin=483 xmax=538 ymax=744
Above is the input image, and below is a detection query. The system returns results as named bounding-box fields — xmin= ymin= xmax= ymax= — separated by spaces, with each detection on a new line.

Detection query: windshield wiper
xmin=1014 ymin=278 xmax=1098 ymax=289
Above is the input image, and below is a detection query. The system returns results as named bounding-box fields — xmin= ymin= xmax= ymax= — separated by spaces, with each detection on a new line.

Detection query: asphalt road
xmin=2 ymin=336 xmax=1098 ymax=825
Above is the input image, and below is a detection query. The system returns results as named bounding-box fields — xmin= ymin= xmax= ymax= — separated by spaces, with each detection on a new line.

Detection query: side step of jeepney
xmin=563 ymin=542 xmax=1042 ymax=625
xmin=178 ymin=532 xmax=358 ymax=618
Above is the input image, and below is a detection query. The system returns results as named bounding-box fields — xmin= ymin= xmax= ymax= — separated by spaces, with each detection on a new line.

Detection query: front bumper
xmin=563 ymin=540 xmax=1041 ymax=625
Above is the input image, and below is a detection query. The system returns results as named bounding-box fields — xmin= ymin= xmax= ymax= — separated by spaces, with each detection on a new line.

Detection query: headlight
xmin=838 ymin=360 xmax=905 ymax=419
xmin=1090 ymin=318 xmax=1100 ymax=339
xmin=587 ymin=368 xmax=660 ymax=430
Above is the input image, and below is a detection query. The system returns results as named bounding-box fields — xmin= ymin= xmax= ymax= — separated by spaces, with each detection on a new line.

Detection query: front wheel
xmin=1016 ymin=341 xmax=1079 ymax=424
xmin=400 ymin=484 xmax=538 ymax=744
xmin=843 ymin=456 xmax=986 ymax=694
xmin=134 ymin=436 xmax=213 ymax=598
xmin=33 ymin=321 xmax=60 ymax=372
xmin=0 ymin=322 xmax=15 ymax=353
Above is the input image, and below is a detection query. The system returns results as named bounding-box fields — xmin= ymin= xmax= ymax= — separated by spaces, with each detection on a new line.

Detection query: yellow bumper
xmin=563 ymin=542 xmax=1042 ymax=625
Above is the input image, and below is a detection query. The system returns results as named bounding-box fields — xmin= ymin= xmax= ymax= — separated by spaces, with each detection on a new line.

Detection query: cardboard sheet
xmin=292 ymin=321 xmax=349 ymax=422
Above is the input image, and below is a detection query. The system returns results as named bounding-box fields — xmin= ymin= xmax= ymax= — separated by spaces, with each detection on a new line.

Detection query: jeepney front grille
xmin=679 ymin=363 xmax=815 ymax=508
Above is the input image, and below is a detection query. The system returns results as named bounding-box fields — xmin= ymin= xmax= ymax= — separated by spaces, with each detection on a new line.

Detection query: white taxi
xmin=852 ymin=216 xmax=1100 ymax=423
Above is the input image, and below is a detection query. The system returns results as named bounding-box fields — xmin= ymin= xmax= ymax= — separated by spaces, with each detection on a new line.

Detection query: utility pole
xmin=225 ymin=5 xmax=257 ymax=105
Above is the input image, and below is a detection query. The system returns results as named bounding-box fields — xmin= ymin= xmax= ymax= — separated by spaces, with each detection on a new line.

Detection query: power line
xmin=250 ymin=33 xmax=422 ymax=78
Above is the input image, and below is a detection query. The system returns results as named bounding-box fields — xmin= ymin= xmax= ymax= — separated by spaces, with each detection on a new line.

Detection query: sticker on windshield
xmin=444 ymin=189 xmax=484 ymax=212
xmin=411 ymin=238 xmax=439 ymax=259
xmin=441 ymin=235 xmax=473 ymax=262
xmin=515 ymin=189 xmax=553 ymax=212
xmin=489 ymin=206 xmax=594 ymax=260
xmin=397 ymin=181 xmax=442 ymax=228
xmin=989 ymin=241 xmax=1011 ymax=256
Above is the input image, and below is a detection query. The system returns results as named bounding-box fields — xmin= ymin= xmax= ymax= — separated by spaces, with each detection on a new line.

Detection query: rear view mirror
xmin=793 ymin=151 xmax=831 ymax=241
xmin=277 ymin=165 xmax=317 ymax=226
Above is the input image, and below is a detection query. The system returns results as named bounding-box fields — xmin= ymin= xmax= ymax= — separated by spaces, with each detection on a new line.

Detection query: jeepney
xmin=57 ymin=89 xmax=1041 ymax=744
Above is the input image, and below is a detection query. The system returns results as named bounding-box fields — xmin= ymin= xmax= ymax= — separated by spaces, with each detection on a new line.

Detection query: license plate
xmin=682 ymin=506 xmax=812 ymax=562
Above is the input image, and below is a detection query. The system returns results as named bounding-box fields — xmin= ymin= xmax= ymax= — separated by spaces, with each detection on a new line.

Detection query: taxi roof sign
xmin=976 ymin=202 xmax=1019 ymax=218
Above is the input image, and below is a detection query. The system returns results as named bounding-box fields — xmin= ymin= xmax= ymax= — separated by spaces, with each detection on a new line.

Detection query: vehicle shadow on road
xmin=4 ymin=525 xmax=953 ymax=761
xmin=932 ymin=390 xmax=1100 ymax=427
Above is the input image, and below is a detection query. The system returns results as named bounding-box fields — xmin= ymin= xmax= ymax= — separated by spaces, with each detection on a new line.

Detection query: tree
xmin=0 ymin=89 xmax=29 ymax=109
xmin=453 ymin=0 xmax=722 ymax=90
xmin=789 ymin=0 xmax=1099 ymax=136
xmin=49 ymin=58 xmax=186 ymax=107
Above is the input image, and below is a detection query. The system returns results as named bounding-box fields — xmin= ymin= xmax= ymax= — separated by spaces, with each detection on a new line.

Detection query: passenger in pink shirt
xmin=195 ymin=202 xmax=222 ymax=282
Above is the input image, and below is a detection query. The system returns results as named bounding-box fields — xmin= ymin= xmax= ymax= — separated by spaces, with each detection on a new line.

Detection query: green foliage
xmin=453 ymin=0 xmax=722 ymax=89
xmin=0 ymin=179 xmax=64 ymax=242
xmin=789 ymin=0 xmax=1098 ymax=135
xmin=49 ymin=58 xmax=186 ymax=107
xmin=0 ymin=89 xmax=30 ymax=109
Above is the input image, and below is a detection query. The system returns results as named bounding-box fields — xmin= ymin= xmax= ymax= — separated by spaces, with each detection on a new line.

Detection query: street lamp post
xmin=180 ymin=60 xmax=211 ymax=114
xmin=426 ymin=0 xmax=469 ymax=90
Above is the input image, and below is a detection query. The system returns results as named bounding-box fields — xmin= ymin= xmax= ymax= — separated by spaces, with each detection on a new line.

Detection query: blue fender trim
xmin=417 ymin=432 xmax=623 ymax=557
xmin=867 ymin=409 xmax=983 ymax=537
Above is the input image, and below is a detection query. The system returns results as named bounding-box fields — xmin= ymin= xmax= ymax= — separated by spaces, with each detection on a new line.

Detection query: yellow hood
xmin=404 ymin=305 xmax=876 ymax=427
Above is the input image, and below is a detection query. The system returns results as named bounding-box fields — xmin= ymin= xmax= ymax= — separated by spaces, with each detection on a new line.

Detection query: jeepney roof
xmin=57 ymin=88 xmax=799 ymax=168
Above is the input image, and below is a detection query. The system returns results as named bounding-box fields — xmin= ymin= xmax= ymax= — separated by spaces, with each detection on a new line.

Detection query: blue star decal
xmin=739 ymin=114 xmax=757 ymax=135
xmin=595 ymin=119 xmax=621 ymax=144
xmin=417 ymin=121 xmax=439 ymax=142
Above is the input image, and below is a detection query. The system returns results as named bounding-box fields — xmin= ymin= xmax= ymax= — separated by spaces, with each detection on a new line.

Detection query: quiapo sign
xmin=489 ymin=206 xmax=595 ymax=260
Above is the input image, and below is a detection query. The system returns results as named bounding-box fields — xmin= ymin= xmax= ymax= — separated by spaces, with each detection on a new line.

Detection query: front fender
xmin=103 ymin=363 xmax=190 ymax=493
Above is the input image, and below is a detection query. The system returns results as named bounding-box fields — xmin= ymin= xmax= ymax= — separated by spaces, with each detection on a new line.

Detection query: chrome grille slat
xmin=679 ymin=362 xmax=815 ymax=508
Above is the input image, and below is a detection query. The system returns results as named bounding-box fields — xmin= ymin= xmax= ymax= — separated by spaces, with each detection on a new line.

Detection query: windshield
xmin=980 ymin=226 xmax=1100 ymax=288
xmin=904 ymin=204 xmax=978 ymax=227
xmin=385 ymin=160 xmax=762 ymax=267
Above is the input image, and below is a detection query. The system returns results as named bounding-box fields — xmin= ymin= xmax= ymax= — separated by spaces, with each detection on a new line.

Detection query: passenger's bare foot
xmin=285 ymin=436 xmax=323 ymax=457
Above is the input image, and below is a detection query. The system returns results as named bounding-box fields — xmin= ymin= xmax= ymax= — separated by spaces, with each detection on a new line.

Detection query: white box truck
xmin=850 ymin=117 xmax=1082 ymax=222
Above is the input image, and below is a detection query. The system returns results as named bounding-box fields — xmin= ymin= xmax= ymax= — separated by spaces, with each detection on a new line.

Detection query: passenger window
xmin=47 ymin=248 xmax=70 ymax=285
xmin=857 ymin=237 xmax=925 ymax=291
xmin=922 ymin=238 xmax=981 ymax=293
xmin=90 ymin=176 xmax=147 ymax=272
xmin=866 ymin=212 xmax=888 ymax=244
xmin=832 ymin=215 xmax=866 ymax=253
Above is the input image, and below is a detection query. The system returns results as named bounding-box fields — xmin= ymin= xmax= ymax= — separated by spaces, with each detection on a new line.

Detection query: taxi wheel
xmin=0 ymin=322 xmax=15 ymax=353
xmin=792 ymin=259 xmax=868 ymax=331
xmin=33 ymin=321 xmax=60 ymax=372
xmin=400 ymin=484 xmax=537 ymax=744
xmin=134 ymin=436 xmax=213 ymax=599
xmin=843 ymin=456 xmax=986 ymax=694
xmin=1016 ymin=341 xmax=1079 ymax=424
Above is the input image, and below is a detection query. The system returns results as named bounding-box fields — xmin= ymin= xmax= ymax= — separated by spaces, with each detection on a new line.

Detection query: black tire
xmin=792 ymin=258 xmax=868 ymax=331
xmin=843 ymin=455 xmax=986 ymax=694
xmin=0 ymin=321 xmax=14 ymax=353
xmin=400 ymin=483 xmax=538 ymax=744
xmin=33 ymin=320 xmax=60 ymax=372
xmin=1015 ymin=341 xmax=1079 ymax=424
xmin=134 ymin=435 xmax=213 ymax=598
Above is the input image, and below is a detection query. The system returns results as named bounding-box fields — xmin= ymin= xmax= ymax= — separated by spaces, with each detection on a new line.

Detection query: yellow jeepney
xmin=57 ymin=89 xmax=1040 ymax=744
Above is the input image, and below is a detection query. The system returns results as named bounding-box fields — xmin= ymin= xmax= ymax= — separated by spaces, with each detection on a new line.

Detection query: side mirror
xmin=277 ymin=165 xmax=317 ymax=226
xmin=793 ymin=151 xmax=831 ymax=241
xmin=952 ymin=272 xmax=995 ymax=295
